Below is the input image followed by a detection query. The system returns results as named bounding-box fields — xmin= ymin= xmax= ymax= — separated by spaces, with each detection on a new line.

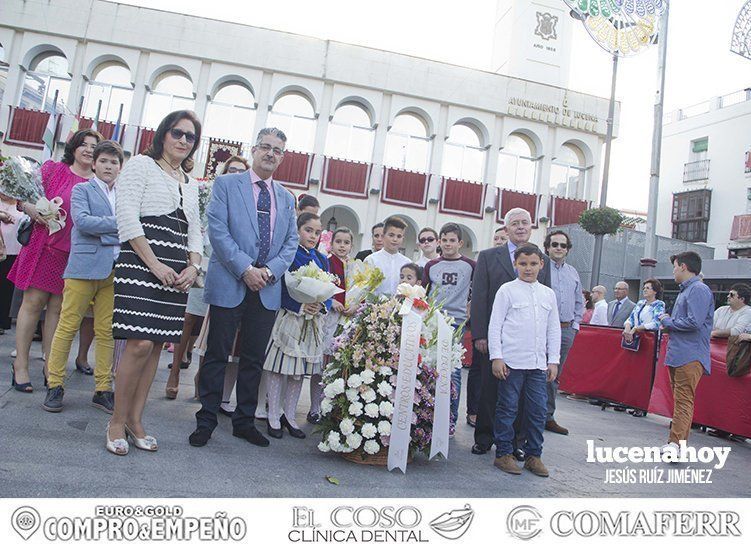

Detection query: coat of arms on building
xmin=535 ymin=12 xmax=558 ymax=41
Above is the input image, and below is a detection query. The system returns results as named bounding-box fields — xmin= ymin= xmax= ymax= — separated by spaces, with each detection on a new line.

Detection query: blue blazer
xmin=64 ymin=179 xmax=119 ymax=280
xmin=203 ymin=171 xmax=298 ymax=310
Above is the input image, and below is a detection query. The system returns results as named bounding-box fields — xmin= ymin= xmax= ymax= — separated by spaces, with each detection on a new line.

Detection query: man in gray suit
xmin=608 ymin=281 xmax=636 ymax=328
xmin=43 ymin=141 xmax=123 ymax=414
xmin=470 ymin=208 xmax=551 ymax=457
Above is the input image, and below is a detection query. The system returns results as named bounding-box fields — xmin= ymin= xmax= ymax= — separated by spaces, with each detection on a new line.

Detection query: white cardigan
xmin=115 ymin=154 xmax=202 ymax=254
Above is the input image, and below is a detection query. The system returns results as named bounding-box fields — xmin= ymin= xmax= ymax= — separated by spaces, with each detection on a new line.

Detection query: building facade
xmin=0 ymin=0 xmax=615 ymax=258
xmin=658 ymin=88 xmax=751 ymax=259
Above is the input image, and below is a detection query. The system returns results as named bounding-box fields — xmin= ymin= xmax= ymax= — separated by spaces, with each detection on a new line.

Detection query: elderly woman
xmin=9 ymin=129 xmax=102 ymax=392
xmin=107 ymin=110 xmax=202 ymax=456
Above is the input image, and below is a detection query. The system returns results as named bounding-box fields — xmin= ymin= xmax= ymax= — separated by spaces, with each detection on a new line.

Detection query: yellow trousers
xmin=47 ymin=273 xmax=115 ymax=391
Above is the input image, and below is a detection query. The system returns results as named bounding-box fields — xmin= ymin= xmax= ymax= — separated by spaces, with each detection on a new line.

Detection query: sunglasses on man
xmin=169 ymin=128 xmax=196 ymax=144
xmin=549 ymin=242 xmax=570 ymax=249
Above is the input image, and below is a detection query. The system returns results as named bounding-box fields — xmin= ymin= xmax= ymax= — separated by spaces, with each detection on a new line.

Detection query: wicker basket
xmin=341 ymin=447 xmax=413 ymax=466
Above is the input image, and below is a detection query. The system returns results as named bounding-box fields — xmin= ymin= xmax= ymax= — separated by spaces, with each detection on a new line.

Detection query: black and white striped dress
xmin=112 ymin=190 xmax=189 ymax=342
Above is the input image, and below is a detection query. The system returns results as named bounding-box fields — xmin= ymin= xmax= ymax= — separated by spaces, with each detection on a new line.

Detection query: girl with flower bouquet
xmin=309 ymin=227 xmax=357 ymax=424
xmin=262 ymin=212 xmax=336 ymax=439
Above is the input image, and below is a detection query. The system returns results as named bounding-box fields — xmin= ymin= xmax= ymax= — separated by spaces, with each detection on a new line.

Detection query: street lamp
xmin=565 ymin=1 xmax=666 ymax=288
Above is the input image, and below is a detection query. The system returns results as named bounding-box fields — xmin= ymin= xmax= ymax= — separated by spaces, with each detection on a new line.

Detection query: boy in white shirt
xmin=365 ymin=216 xmax=412 ymax=296
xmin=488 ymin=244 xmax=560 ymax=477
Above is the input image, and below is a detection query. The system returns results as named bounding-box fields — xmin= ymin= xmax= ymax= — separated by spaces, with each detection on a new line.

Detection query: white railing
xmin=665 ymin=88 xmax=751 ymax=124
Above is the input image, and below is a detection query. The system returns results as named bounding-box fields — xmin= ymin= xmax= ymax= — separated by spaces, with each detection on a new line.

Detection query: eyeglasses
xmin=226 ymin=167 xmax=246 ymax=173
xmin=729 ymin=292 xmax=738 ymax=298
xmin=256 ymin=143 xmax=285 ymax=156
xmin=550 ymin=242 xmax=570 ymax=249
xmin=419 ymin=237 xmax=436 ymax=244
xmin=169 ymin=128 xmax=196 ymax=144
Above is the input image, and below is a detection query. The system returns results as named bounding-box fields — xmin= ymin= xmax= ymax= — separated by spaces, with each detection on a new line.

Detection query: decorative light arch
xmin=732 ymin=1 xmax=751 ymax=60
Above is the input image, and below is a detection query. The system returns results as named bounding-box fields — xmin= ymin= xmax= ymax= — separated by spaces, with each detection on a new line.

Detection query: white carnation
xmin=346 ymin=388 xmax=359 ymax=402
xmin=339 ymin=418 xmax=355 ymax=436
xmin=377 ymin=382 xmax=393 ymax=397
xmin=378 ymin=366 xmax=393 ymax=376
xmin=363 ymin=439 xmax=380 ymax=455
xmin=348 ymin=402 xmax=364 ymax=417
xmin=320 ymin=398 xmax=333 ymax=415
xmin=364 ymin=402 xmax=380 ymax=418
xmin=347 ymin=374 xmax=363 ymax=388
xmin=324 ymin=378 xmax=345 ymax=398
xmin=327 ymin=431 xmax=341 ymax=448
xmin=379 ymin=401 xmax=394 ymax=417
xmin=377 ymin=420 xmax=391 ymax=436
xmin=361 ymin=387 xmax=377 ymax=403
xmin=346 ymin=432 xmax=363 ymax=450
xmin=317 ymin=441 xmax=331 ymax=452
xmin=361 ymin=423 xmax=377 ymax=439
xmin=361 ymin=369 xmax=375 ymax=385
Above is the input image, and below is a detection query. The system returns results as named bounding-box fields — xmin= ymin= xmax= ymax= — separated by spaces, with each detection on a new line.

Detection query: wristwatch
xmin=190 ymin=262 xmax=202 ymax=275
xmin=264 ymin=267 xmax=275 ymax=283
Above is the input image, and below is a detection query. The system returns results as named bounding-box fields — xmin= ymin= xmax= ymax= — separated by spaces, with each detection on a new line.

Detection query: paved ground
xmin=1 ymin=329 xmax=750 ymax=498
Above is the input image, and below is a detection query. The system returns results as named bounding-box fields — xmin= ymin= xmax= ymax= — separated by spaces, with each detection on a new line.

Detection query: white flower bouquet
xmin=0 ymin=157 xmax=66 ymax=234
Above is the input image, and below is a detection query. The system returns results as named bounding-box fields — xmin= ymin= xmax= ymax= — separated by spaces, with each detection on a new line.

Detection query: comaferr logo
xmin=550 ymin=510 xmax=741 ymax=537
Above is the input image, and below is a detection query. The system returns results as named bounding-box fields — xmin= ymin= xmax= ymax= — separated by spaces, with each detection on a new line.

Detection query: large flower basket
xmin=341 ymin=447 xmax=413 ymax=466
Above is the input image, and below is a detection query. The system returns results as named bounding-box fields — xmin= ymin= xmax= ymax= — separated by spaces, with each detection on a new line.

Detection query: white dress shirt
xmin=94 ymin=176 xmax=119 ymax=261
xmin=590 ymin=299 xmax=609 ymax=326
xmin=365 ymin=248 xmax=412 ymax=296
xmin=488 ymin=278 xmax=561 ymax=371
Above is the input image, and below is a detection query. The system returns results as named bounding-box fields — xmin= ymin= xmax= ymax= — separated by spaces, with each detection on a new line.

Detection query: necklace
xmin=159 ymin=157 xmax=183 ymax=179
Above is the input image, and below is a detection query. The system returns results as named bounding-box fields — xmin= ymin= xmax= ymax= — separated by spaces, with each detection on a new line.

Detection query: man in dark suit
xmin=470 ymin=208 xmax=551 ymax=457
xmin=607 ymin=281 xmax=636 ymax=328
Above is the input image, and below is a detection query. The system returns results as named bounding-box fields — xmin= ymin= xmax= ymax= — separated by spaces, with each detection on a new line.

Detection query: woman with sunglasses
xmin=9 ymin=129 xmax=102 ymax=393
xmin=107 ymin=111 xmax=203 ymax=455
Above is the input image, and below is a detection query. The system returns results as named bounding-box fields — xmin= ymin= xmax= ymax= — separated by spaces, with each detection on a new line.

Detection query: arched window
xmin=442 ymin=123 xmax=485 ymax=182
xmin=83 ymin=62 xmax=133 ymax=123
xmin=551 ymin=143 xmax=588 ymax=199
xmin=497 ymin=133 xmax=537 ymax=192
xmin=204 ymin=83 xmax=256 ymax=142
xmin=142 ymin=71 xmax=195 ymax=128
xmin=21 ymin=52 xmax=71 ymax=112
xmin=325 ymin=102 xmax=375 ymax=163
xmin=267 ymin=93 xmax=316 ymax=152
xmin=384 ymin=113 xmax=430 ymax=172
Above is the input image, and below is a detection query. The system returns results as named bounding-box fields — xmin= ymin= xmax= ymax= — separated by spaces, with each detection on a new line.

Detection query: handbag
xmin=621 ymin=333 xmax=641 ymax=352
xmin=16 ymin=216 xmax=32 ymax=246
xmin=727 ymin=336 xmax=751 ymax=377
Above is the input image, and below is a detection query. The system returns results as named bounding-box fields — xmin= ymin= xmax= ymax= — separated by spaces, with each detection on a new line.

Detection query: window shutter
xmin=692 ymin=138 xmax=708 ymax=153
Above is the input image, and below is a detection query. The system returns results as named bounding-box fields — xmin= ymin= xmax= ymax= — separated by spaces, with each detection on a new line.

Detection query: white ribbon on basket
xmin=35 ymin=197 xmax=67 ymax=235
xmin=387 ymin=309 xmax=422 ymax=474
xmin=429 ymin=313 xmax=453 ymax=460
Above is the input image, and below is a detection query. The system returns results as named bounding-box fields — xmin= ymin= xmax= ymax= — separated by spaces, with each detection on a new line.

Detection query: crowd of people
xmin=1 ymin=109 xmax=747 ymax=477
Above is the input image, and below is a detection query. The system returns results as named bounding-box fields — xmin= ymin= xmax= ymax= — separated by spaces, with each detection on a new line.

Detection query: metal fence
xmin=554 ymin=224 xmax=715 ymax=289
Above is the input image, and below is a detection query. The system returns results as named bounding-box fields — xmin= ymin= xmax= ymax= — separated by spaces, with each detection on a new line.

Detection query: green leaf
xmin=325 ymin=476 xmax=340 ymax=485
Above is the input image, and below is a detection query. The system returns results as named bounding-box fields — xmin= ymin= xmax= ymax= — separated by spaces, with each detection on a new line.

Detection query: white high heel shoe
xmin=106 ymin=424 xmax=129 ymax=456
xmin=124 ymin=425 xmax=158 ymax=452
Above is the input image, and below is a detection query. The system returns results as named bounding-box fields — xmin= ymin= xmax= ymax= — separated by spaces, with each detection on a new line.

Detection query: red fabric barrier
xmin=137 ymin=128 xmax=155 ymax=155
xmin=551 ymin=196 xmax=588 ymax=226
xmin=78 ymin=118 xmax=117 ymax=140
xmin=559 ymin=325 xmax=657 ymax=410
xmin=4 ymin=107 xmax=50 ymax=146
xmin=274 ymin=150 xmax=312 ymax=189
xmin=440 ymin=178 xmax=486 ymax=219
xmin=648 ymin=338 xmax=751 ymax=437
xmin=322 ymin=157 xmax=370 ymax=199
xmin=497 ymin=188 xmax=539 ymax=224
xmin=381 ymin=167 xmax=429 ymax=208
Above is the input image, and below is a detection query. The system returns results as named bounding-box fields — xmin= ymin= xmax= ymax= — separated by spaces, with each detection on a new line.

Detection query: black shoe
xmin=513 ymin=448 xmax=526 ymax=462
xmin=189 ymin=428 xmax=212 ymax=447
xmin=629 ymin=409 xmax=647 ymax=418
xmin=42 ymin=386 xmax=64 ymax=412
xmin=91 ymin=391 xmax=114 ymax=414
xmin=281 ymin=415 xmax=306 ymax=439
xmin=266 ymin=420 xmax=283 ymax=439
xmin=588 ymin=399 xmax=604 ymax=406
xmin=218 ymin=405 xmax=234 ymax=417
xmin=471 ymin=443 xmax=491 ymax=455
xmin=75 ymin=359 xmax=94 ymax=375
xmin=614 ymin=405 xmax=627 ymax=412
xmin=306 ymin=411 xmax=322 ymax=425
xmin=234 ymin=426 xmax=270 ymax=447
